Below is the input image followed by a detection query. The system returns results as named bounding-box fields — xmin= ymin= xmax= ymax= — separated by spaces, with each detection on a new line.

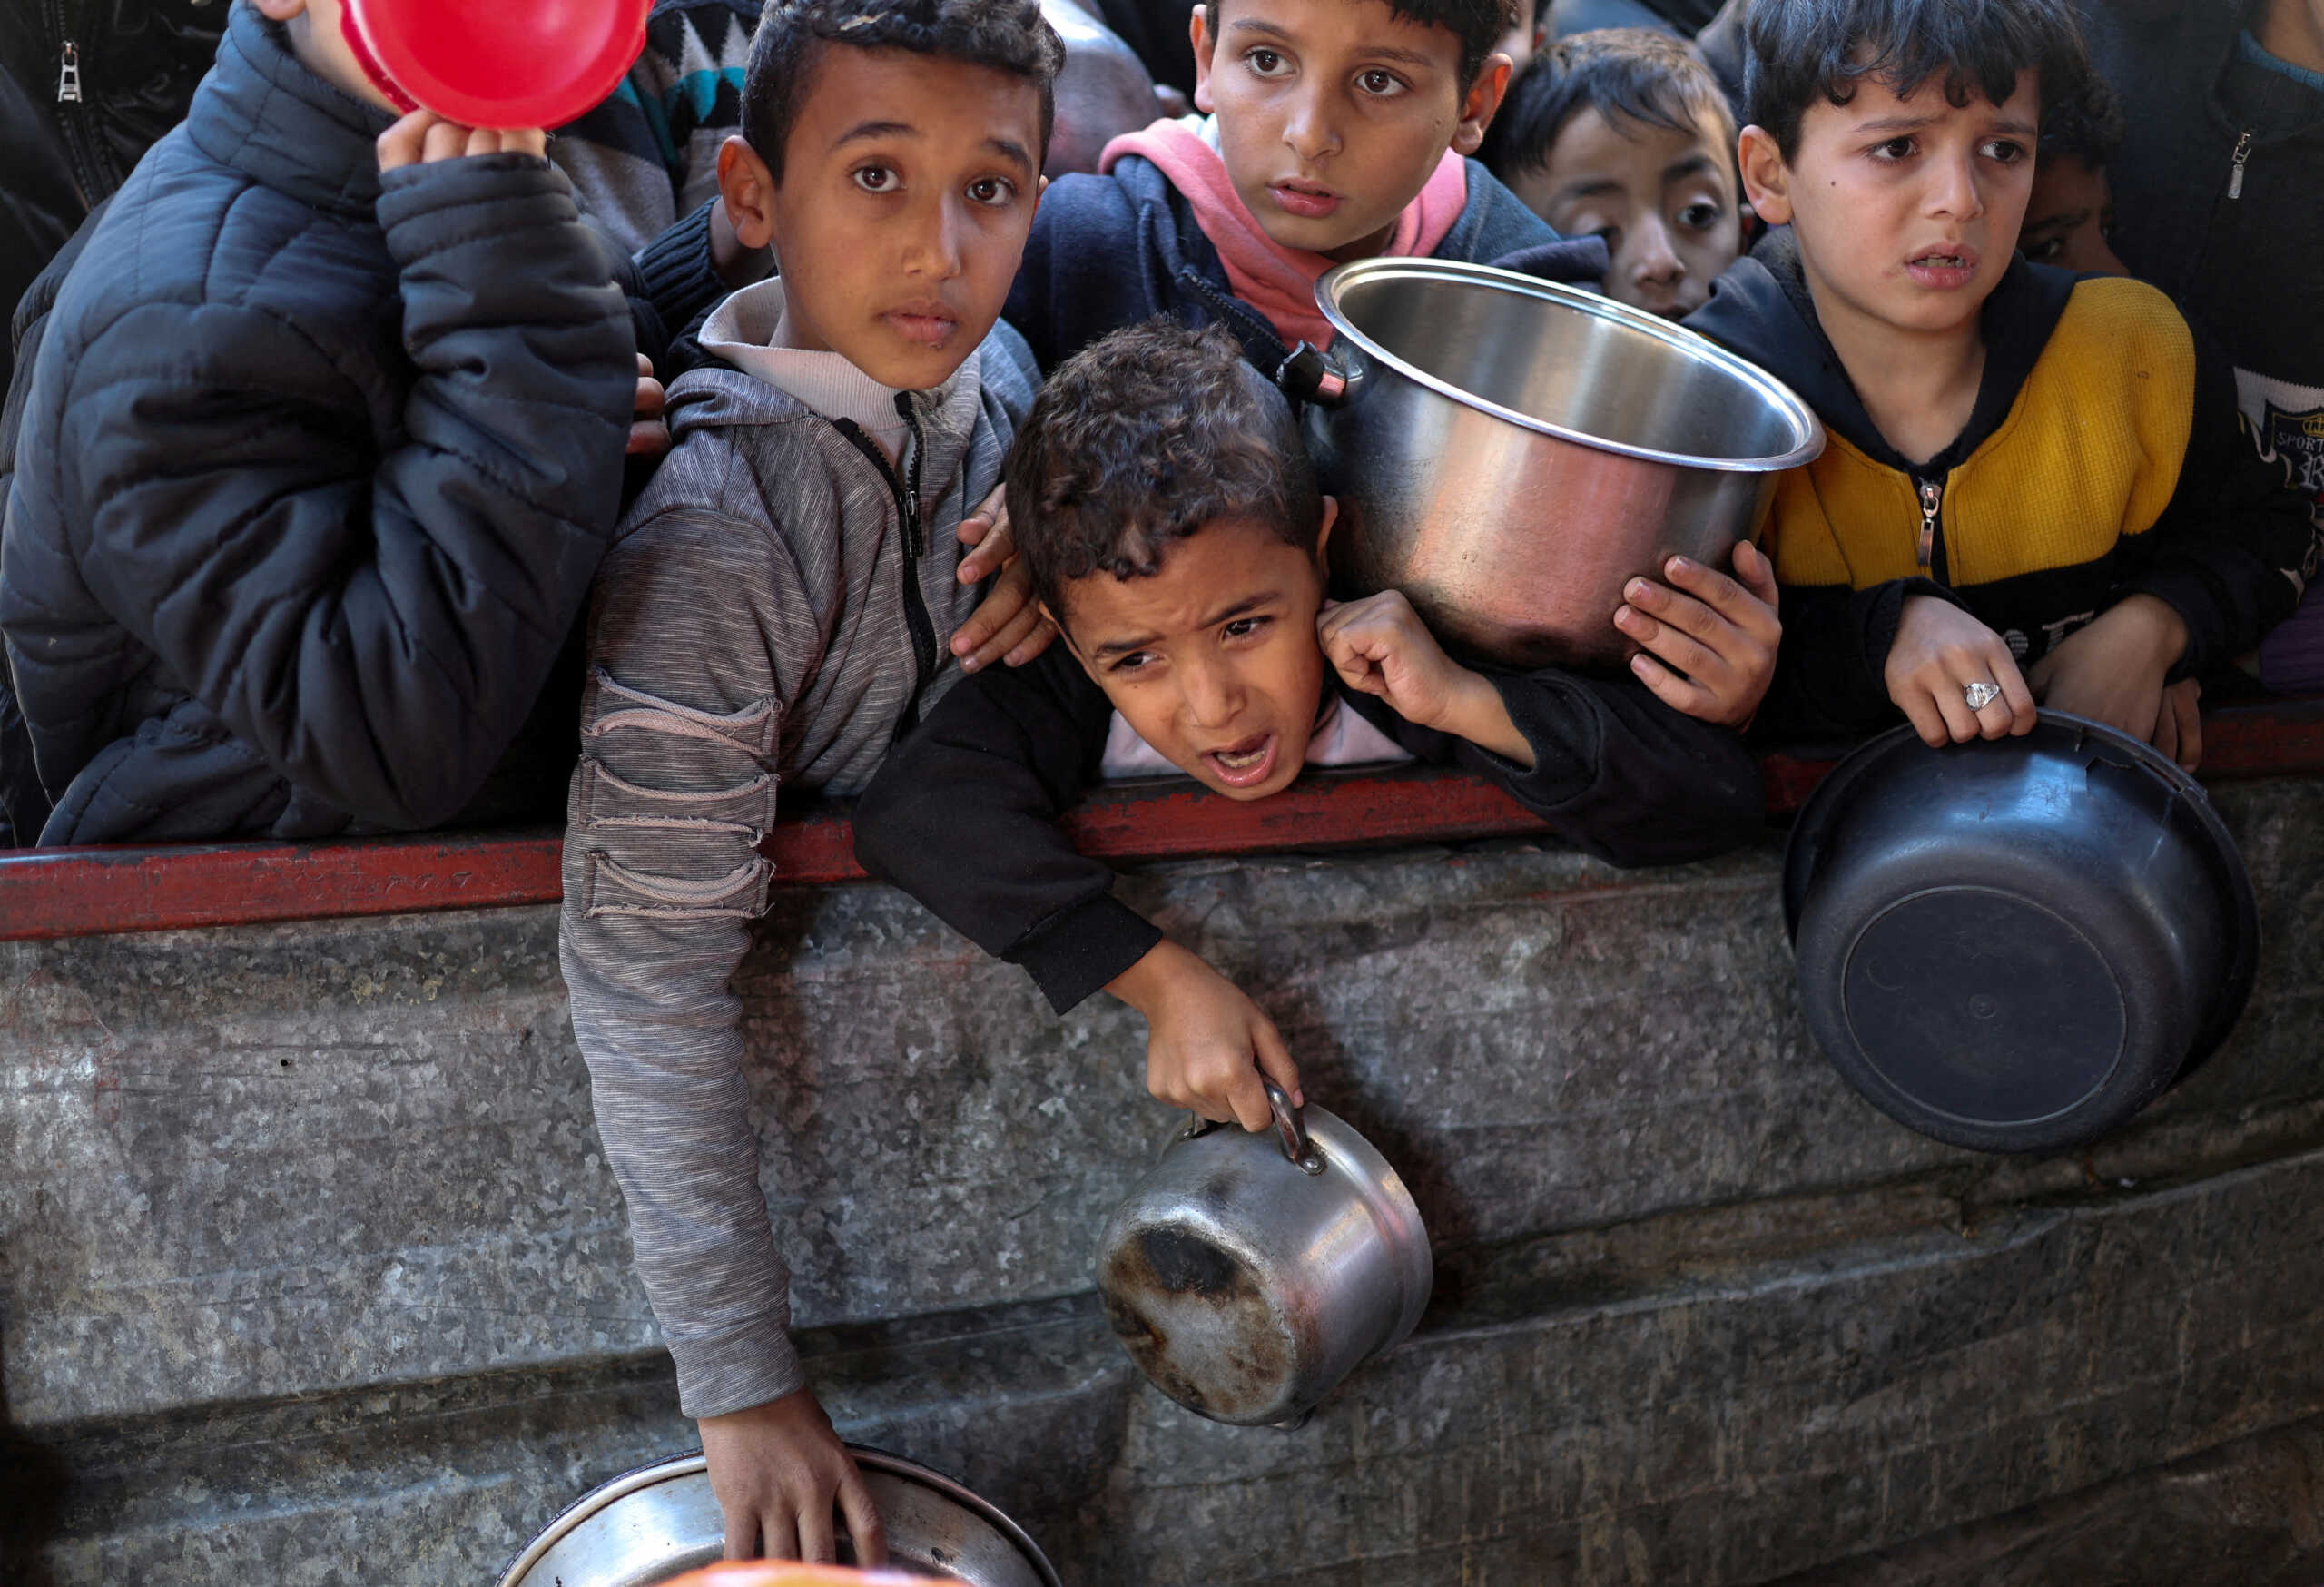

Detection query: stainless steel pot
xmin=1782 ymin=712 xmax=2260 ymax=1154
xmin=496 ymin=1447 xmax=1062 ymax=1587
xmin=1094 ymin=1082 xmax=1431 ymax=1426
xmin=1299 ymin=257 xmax=1824 ymax=671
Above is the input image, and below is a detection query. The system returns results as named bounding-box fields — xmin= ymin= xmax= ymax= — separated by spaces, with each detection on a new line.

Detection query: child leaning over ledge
xmin=853 ymin=317 xmax=1776 ymax=1138
xmin=1685 ymin=0 xmax=2319 ymax=771
xmin=0 ymin=0 xmax=638 ymax=846
xmin=556 ymin=0 xmax=1057 ymax=1562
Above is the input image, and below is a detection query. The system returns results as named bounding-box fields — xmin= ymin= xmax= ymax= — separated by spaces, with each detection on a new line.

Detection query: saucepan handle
xmin=1177 ymin=1080 xmax=1328 ymax=1176
xmin=1275 ymin=341 xmax=1357 ymax=409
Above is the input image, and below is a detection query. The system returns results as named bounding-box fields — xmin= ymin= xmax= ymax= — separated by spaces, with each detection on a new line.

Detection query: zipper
xmin=44 ymin=0 xmax=104 ymax=209
xmin=2227 ymin=129 xmax=2254 ymax=200
xmin=829 ymin=401 xmax=940 ymax=723
xmin=56 ymin=40 xmax=82 ymax=102
xmin=1915 ymin=476 xmax=1944 ymax=575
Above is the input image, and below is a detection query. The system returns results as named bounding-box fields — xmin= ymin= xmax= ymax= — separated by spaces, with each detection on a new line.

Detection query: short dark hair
xmin=1742 ymin=0 xmax=2102 ymax=163
xmin=2037 ymin=62 xmax=2123 ymax=168
xmin=1487 ymin=27 xmax=1737 ymax=182
xmin=1206 ymin=0 xmax=1515 ymax=90
xmin=741 ymin=0 xmax=1064 ymax=182
xmin=1006 ymin=319 xmax=1323 ymax=625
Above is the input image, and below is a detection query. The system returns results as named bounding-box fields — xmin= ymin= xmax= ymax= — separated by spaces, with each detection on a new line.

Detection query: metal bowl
xmin=496 ymin=1448 xmax=1062 ymax=1587
xmin=1782 ymin=713 xmax=2260 ymax=1153
xmin=1095 ymin=1083 xmax=1432 ymax=1427
xmin=1302 ymin=256 xmax=1823 ymax=671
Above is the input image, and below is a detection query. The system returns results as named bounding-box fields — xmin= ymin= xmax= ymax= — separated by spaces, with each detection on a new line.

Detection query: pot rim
xmin=494 ymin=1445 xmax=1062 ymax=1587
xmin=1313 ymin=256 xmax=1827 ymax=474
xmin=1779 ymin=710 xmax=2261 ymax=1073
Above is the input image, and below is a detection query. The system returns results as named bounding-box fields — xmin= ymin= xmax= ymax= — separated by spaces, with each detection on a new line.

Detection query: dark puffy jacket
xmin=0 ymin=4 xmax=637 ymax=846
xmin=0 ymin=0 xmax=223 ymax=391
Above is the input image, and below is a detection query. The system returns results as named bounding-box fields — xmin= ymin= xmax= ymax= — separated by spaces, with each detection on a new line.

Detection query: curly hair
xmin=1488 ymin=27 xmax=1737 ymax=182
xmin=742 ymin=0 xmax=1065 ymax=180
xmin=1005 ymin=319 xmax=1323 ymax=626
xmin=1742 ymin=0 xmax=2108 ymax=163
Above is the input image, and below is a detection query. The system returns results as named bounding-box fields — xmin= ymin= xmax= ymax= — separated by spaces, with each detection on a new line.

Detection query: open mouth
xmin=1201 ymin=732 xmax=1280 ymax=790
xmin=1905 ymin=247 xmax=1979 ymax=286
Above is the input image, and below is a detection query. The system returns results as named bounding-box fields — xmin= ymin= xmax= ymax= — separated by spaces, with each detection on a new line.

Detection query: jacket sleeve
xmin=557 ymin=497 xmax=808 ymax=1421
xmin=1755 ymin=575 xmax=1968 ymax=744
xmin=1349 ymin=667 xmax=1766 ymax=865
xmin=852 ymin=648 xmax=1164 ymax=1014
xmin=51 ymin=153 xmax=635 ymax=831
xmin=2116 ymin=327 xmax=2322 ymax=675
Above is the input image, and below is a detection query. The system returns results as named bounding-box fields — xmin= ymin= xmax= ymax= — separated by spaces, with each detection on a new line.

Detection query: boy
xmin=1686 ymin=0 xmax=2319 ymax=769
xmin=1486 ymin=28 xmax=1744 ymax=319
xmin=853 ymin=318 xmax=1778 ymax=1135
xmin=556 ymin=0 xmax=1057 ymax=1561
xmin=1000 ymin=0 xmax=1585 ymax=374
xmin=0 ymin=0 xmax=639 ymax=846
xmin=2017 ymin=71 xmax=2126 ymax=274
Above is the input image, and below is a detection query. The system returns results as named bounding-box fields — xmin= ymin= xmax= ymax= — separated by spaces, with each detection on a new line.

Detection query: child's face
xmin=1191 ymin=0 xmax=1510 ymax=260
xmin=718 ymin=46 xmax=1046 ymax=389
xmin=2020 ymin=154 xmax=2125 ymax=276
xmin=1053 ymin=511 xmax=1335 ymax=802
xmin=1509 ymin=105 xmax=1741 ymax=320
xmin=1739 ymin=66 xmax=2040 ymax=346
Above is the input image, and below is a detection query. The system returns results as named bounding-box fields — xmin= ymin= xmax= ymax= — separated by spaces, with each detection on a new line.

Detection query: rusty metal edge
xmin=5 ymin=698 xmax=2320 ymax=942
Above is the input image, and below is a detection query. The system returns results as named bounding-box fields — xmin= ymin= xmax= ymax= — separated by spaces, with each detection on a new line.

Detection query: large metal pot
xmin=496 ymin=1447 xmax=1061 ymax=1587
xmin=1783 ymin=713 xmax=2260 ymax=1154
xmin=1300 ymin=257 xmax=1824 ymax=671
xmin=1095 ymin=1082 xmax=1431 ymax=1426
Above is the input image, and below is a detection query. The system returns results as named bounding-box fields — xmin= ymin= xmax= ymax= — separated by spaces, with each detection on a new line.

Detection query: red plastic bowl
xmin=342 ymin=0 xmax=649 ymax=130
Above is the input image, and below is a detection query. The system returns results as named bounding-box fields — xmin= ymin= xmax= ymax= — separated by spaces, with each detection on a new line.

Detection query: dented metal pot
xmin=1094 ymin=1083 xmax=1432 ymax=1426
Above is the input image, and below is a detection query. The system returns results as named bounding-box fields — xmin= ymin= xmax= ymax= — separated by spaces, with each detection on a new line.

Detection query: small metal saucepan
xmin=495 ymin=1447 xmax=1061 ymax=1587
xmin=1783 ymin=712 xmax=2260 ymax=1154
xmin=1094 ymin=1081 xmax=1432 ymax=1426
xmin=1293 ymin=256 xmax=1824 ymax=672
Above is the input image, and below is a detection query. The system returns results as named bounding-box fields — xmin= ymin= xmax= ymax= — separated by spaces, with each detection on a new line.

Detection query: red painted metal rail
xmin=5 ymin=698 xmax=2322 ymax=942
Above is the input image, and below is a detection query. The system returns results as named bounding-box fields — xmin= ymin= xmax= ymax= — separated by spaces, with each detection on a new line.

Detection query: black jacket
xmin=0 ymin=0 xmax=223 ymax=391
xmin=1687 ymin=231 xmax=2317 ymax=742
xmin=853 ymin=646 xmax=1764 ymax=1014
xmin=1001 ymin=151 xmax=1584 ymax=376
xmin=0 ymin=4 xmax=637 ymax=846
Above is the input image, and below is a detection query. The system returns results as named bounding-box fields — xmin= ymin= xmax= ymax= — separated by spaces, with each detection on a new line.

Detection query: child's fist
xmin=1884 ymin=594 xmax=2037 ymax=747
xmin=378 ymin=110 xmax=548 ymax=171
xmin=1317 ymin=590 xmax=1475 ymax=731
xmin=1106 ymin=941 xmax=1300 ymax=1133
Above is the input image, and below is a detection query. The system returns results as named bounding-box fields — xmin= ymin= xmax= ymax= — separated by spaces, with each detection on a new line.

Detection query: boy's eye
xmin=1979 ymin=138 xmax=2028 ymax=164
xmin=2021 ymin=233 xmax=2065 ymax=264
xmin=852 ymin=164 xmax=901 ymax=193
xmin=1245 ymin=47 xmax=1289 ymax=76
xmin=1222 ymin=615 xmax=1272 ymax=640
xmin=1870 ymin=136 xmax=1916 ymax=161
xmin=1109 ymin=650 xmax=1158 ymax=674
xmin=966 ymin=175 xmax=1017 ymax=207
xmin=1355 ymin=68 xmax=1405 ymax=97
xmin=1676 ymin=200 xmax=1724 ymax=232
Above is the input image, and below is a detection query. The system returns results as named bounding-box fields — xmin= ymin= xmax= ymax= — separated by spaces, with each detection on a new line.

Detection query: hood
xmin=1686 ymin=226 xmax=2077 ymax=476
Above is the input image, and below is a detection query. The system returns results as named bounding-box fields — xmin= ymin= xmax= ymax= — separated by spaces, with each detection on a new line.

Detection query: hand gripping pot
xmin=1294 ymin=256 xmax=1823 ymax=672
xmin=495 ymin=1447 xmax=1061 ymax=1587
xmin=1095 ymin=1082 xmax=1432 ymax=1426
xmin=1783 ymin=713 xmax=2260 ymax=1154
xmin=340 ymin=0 xmax=650 ymax=128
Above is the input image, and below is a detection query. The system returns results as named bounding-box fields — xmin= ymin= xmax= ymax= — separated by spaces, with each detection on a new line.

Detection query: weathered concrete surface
xmin=4 ymin=774 xmax=2323 ymax=1583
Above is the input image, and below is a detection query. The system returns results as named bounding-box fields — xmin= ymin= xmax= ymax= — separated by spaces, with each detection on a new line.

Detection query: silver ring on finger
xmin=1963 ymin=680 xmax=2003 ymax=711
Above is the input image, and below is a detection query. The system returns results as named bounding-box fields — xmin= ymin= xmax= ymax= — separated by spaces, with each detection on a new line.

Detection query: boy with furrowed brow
xmin=1686 ymin=0 xmax=2319 ymax=768
xmin=556 ymin=0 xmax=1057 ymax=1562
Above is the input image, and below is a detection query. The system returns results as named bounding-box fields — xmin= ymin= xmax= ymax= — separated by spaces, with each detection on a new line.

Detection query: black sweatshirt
xmin=852 ymin=646 xmax=1763 ymax=1014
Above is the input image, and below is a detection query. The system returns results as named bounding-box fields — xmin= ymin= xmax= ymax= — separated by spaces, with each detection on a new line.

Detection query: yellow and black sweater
xmin=1688 ymin=231 xmax=2319 ymax=741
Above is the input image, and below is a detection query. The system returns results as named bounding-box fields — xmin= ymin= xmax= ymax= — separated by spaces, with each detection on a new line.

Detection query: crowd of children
xmin=0 ymin=0 xmax=2318 ymax=1564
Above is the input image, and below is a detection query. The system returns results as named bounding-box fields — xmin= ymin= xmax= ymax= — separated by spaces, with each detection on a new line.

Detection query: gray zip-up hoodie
xmin=558 ymin=290 xmax=1038 ymax=1419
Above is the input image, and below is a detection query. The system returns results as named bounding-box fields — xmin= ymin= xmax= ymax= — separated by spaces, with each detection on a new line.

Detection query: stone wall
xmin=5 ymin=776 xmax=2323 ymax=1584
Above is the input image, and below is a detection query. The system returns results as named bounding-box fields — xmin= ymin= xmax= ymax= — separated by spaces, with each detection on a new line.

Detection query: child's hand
xmin=630 ymin=354 xmax=670 ymax=458
xmin=1884 ymin=595 xmax=2038 ymax=746
xmin=1612 ymin=543 xmax=1783 ymax=728
xmin=2027 ymin=594 xmax=2196 ymax=766
xmin=377 ymin=110 xmax=547 ymax=171
xmin=950 ymin=485 xmax=1057 ymax=671
xmin=1106 ymin=940 xmax=1301 ymax=1132
xmin=1318 ymin=591 xmax=1532 ymax=765
xmin=698 ymin=1387 xmax=886 ymax=1563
